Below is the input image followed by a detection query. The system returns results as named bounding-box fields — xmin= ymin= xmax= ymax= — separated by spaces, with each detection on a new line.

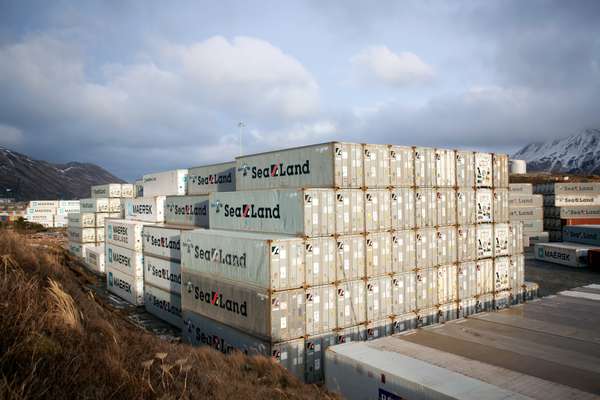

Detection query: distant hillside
xmin=512 ymin=128 xmax=600 ymax=175
xmin=0 ymin=147 xmax=125 ymax=200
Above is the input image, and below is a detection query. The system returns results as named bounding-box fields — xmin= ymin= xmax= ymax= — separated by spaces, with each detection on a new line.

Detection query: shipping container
xmin=436 ymin=226 xmax=457 ymax=266
xmin=509 ymin=255 xmax=524 ymax=291
xmin=108 ymin=198 xmax=122 ymax=213
xmin=364 ymin=189 xmax=391 ymax=232
xmin=457 ymin=225 xmax=477 ymax=262
xmin=562 ymin=225 xmax=600 ymax=246
xmin=415 ymin=188 xmax=436 ymax=228
xmin=305 ymin=236 xmax=337 ymax=286
xmin=554 ymin=195 xmax=600 ymax=207
xmin=416 ymin=228 xmax=437 ymax=268
xmin=143 ymin=169 xmax=188 ymax=197
xmin=80 ymin=198 xmax=109 ymax=213
xmin=182 ymin=272 xmax=305 ymax=341
xmin=29 ymin=200 xmax=59 ymax=208
xmin=144 ymin=255 xmax=181 ymax=294
xmin=543 ymin=195 xmax=555 ymax=206
xmin=476 ymin=258 xmax=494 ymax=295
xmin=366 ymin=276 xmax=393 ymax=322
xmin=68 ymin=241 xmax=94 ymax=259
xmin=336 ymin=325 xmax=363 ymax=344
xmin=434 ymin=149 xmax=456 ymax=188
xmin=416 ymin=268 xmax=437 ymax=309
xmin=335 ymin=189 xmax=365 ymax=235
xmin=123 ymin=196 xmax=166 ymax=222
xmin=474 ymin=152 xmax=492 ymax=187
xmin=96 ymin=227 xmax=105 ymax=242
xmin=417 ymin=307 xmax=439 ymax=328
xmin=508 ymin=194 xmax=543 ymax=208
xmin=508 ymin=183 xmax=533 ymax=195
xmin=493 ymin=188 xmax=509 ymax=223
xmin=68 ymin=212 xmax=95 ymax=228
xmin=392 ymin=313 xmax=417 ymax=333
xmin=305 ymin=332 xmax=337 ymax=383
xmin=85 ymin=245 xmax=105 ymax=273
xmin=91 ymin=183 xmax=121 ymax=198
xmin=95 ymin=212 xmax=121 ymax=228
xmin=107 ymin=268 xmax=144 ymax=306
xmin=106 ymin=243 xmax=144 ymax=277
xmin=363 ymin=144 xmax=390 ymax=188
xmin=493 ymin=290 xmax=511 ymax=309
xmin=475 ymin=189 xmax=493 ymax=223
xmin=67 ymin=226 xmax=96 ymax=243
xmin=455 ymin=150 xmax=475 ymax=188
xmin=163 ymin=195 xmax=209 ymax=227
xmin=210 ymin=189 xmax=336 ymax=237
xmin=389 ymin=146 xmax=414 ymax=187
xmin=457 ymin=261 xmax=477 ymax=300
xmin=510 ymin=207 xmax=543 ymax=221
xmin=121 ymin=183 xmax=134 ymax=198
xmin=135 ymin=179 xmax=143 ymax=198
xmin=458 ymin=297 xmax=477 ymax=318
xmin=187 ymin=162 xmax=236 ymax=194
xmin=391 ymin=230 xmax=416 ymax=273
xmin=142 ymin=225 xmax=189 ymax=260
xmin=535 ymin=242 xmax=594 ymax=268
xmin=436 ymin=188 xmax=456 ymax=226
xmin=365 ymin=231 xmax=393 ymax=277
xmin=476 ymin=223 xmax=493 ymax=259
xmin=509 ymin=222 xmax=524 ymax=254
xmin=564 ymin=218 xmax=600 ymax=225
xmin=559 ymin=206 xmax=600 ymax=219
xmin=236 ymin=142 xmax=363 ymax=190
xmin=336 ymin=280 xmax=366 ymax=328
xmin=494 ymin=223 xmax=510 ymax=257
xmin=144 ymin=284 xmax=182 ymax=328
xmin=305 ymin=285 xmax=336 ymax=335
xmin=182 ymin=310 xmax=305 ymax=380
xmin=493 ymin=257 xmax=510 ymax=292
xmin=26 ymin=207 xmax=56 ymax=215
xmin=391 ymin=272 xmax=416 ymax=315
xmin=362 ymin=319 xmax=394 ymax=341
xmin=554 ymin=182 xmax=600 ymax=195
xmin=56 ymin=205 xmax=80 ymax=215
xmin=456 ymin=188 xmax=476 ymax=225
xmin=522 ymin=219 xmax=544 ymax=233
xmin=414 ymin=147 xmax=436 ymax=187
xmin=492 ymin=154 xmax=509 ymax=188
xmin=105 ymin=219 xmax=145 ymax=251
xmin=525 ymin=232 xmax=549 ymax=245
xmin=390 ymin=188 xmax=415 ymax=230
xmin=437 ymin=264 xmax=458 ymax=304
xmin=438 ymin=302 xmax=458 ymax=323
xmin=335 ymin=235 xmax=365 ymax=282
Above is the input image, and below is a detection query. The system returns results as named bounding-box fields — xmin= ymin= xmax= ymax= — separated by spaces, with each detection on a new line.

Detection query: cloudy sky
xmin=1 ymin=1 xmax=599 ymax=180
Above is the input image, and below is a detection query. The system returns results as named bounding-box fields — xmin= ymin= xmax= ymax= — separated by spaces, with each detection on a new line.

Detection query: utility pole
xmin=238 ymin=121 xmax=246 ymax=156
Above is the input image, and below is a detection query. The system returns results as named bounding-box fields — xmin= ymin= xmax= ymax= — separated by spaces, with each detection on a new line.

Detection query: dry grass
xmin=0 ymin=231 xmax=337 ymax=400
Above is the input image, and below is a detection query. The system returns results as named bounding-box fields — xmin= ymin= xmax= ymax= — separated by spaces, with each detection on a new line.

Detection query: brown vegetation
xmin=0 ymin=231 xmax=335 ymax=399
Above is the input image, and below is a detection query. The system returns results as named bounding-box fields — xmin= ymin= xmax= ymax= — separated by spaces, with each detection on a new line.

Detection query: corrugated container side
xmin=436 ymin=226 xmax=457 ymax=266
xmin=476 ymin=189 xmax=493 ymax=223
xmin=390 ymin=188 xmax=415 ymax=230
xmin=389 ymin=146 xmax=414 ymax=187
xmin=91 ymin=183 xmax=122 ymax=198
xmin=416 ymin=268 xmax=438 ymax=309
xmin=107 ymin=268 xmax=144 ymax=306
xmin=392 ymin=313 xmax=417 ymax=333
xmin=187 ymin=162 xmax=236 ymax=194
xmin=436 ymin=188 xmax=457 ymax=226
xmin=305 ymin=285 xmax=336 ymax=335
xmin=508 ymin=183 xmax=533 ymax=194
xmin=476 ymin=224 xmax=493 ymax=259
xmin=105 ymin=243 xmax=144 ymax=278
xmin=164 ymin=195 xmax=209 ymax=227
xmin=456 ymin=189 xmax=476 ymax=225
xmin=476 ymin=293 xmax=494 ymax=312
xmin=85 ymin=245 xmax=105 ymax=273
xmin=144 ymin=255 xmax=181 ymax=294
xmin=493 ymin=188 xmax=509 ymax=223
xmin=95 ymin=212 xmax=121 ymax=228
xmin=438 ymin=302 xmax=458 ymax=323
xmin=457 ymin=225 xmax=477 ymax=262
xmin=417 ymin=307 xmax=439 ymax=328
xmin=474 ymin=152 xmax=493 ymax=187
xmin=364 ymin=189 xmax=391 ymax=232
xmin=391 ymin=229 xmax=416 ymax=273
xmin=335 ymin=189 xmax=365 ymax=235
xmin=68 ymin=212 xmax=95 ymax=228
xmin=437 ymin=264 xmax=458 ymax=304
xmin=305 ymin=237 xmax=336 ymax=286
xmin=305 ymin=332 xmax=336 ymax=383
xmin=335 ymin=235 xmax=365 ymax=282
xmin=455 ymin=150 xmax=475 ymax=188
xmin=494 ymin=257 xmax=510 ymax=293
xmin=365 ymin=231 xmax=393 ymax=277
xmin=363 ymin=144 xmax=390 ymax=188
xmin=67 ymin=227 xmax=96 ymax=243
xmin=121 ymin=183 xmax=134 ymax=198
xmin=415 ymin=188 xmax=436 ymax=228
xmin=509 ymin=254 xmax=525 ymax=290
xmin=391 ymin=272 xmax=416 ymax=315
xmin=476 ymin=258 xmax=494 ymax=295
xmin=509 ymin=222 xmax=524 ymax=254
xmin=457 ymin=261 xmax=477 ymax=299
xmin=336 ymin=325 xmax=364 ymax=344
xmin=416 ymin=228 xmax=437 ymax=268
xmin=458 ymin=297 xmax=477 ymax=318
xmin=363 ymin=319 xmax=394 ymax=341
xmin=336 ymin=280 xmax=366 ymax=328
xmin=144 ymin=284 xmax=183 ymax=328
xmin=435 ymin=149 xmax=456 ymax=187
xmin=366 ymin=276 xmax=393 ymax=322
xmin=414 ymin=147 xmax=436 ymax=187
xmin=492 ymin=154 xmax=509 ymax=188
xmin=494 ymin=223 xmax=510 ymax=257
xmin=96 ymin=227 xmax=105 ymax=242
xmin=80 ymin=198 xmax=109 ymax=213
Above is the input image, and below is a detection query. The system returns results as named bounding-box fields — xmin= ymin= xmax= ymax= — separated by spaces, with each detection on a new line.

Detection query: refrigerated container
xmin=95 ymin=212 xmax=121 ymax=228
xmin=335 ymin=189 xmax=365 ymax=235
xmin=457 ymin=261 xmax=477 ymax=300
xmin=492 ymin=154 xmax=509 ymax=188
xmin=391 ymin=229 xmax=416 ymax=273
xmin=509 ymin=254 xmax=525 ymax=291
xmin=365 ymin=231 xmax=392 ymax=277
xmin=416 ymin=268 xmax=438 ymax=309
xmin=508 ymin=194 xmax=543 ymax=208
xmin=534 ymin=242 xmax=592 ymax=267
xmin=476 ymin=258 xmax=494 ymax=295
xmin=91 ymin=183 xmax=122 ymax=198
xmin=164 ymin=195 xmax=209 ymax=227
xmin=67 ymin=226 xmax=96 ymax=243
xmin=123 ymin=196 xmax=166 ymax=222
xmin=336 ymin=280 xmax=366 ymax=328
xmin=456 ymin=188 xmax=476 ymax=225
xmin=562 ymin=225 xmax=600 ymax=246
xmin=455 ymin=150 xmax=475 ymax=188
xmin=85 ymin=245 xmax=105 ymax=273
xmin=476 ymin=224 xmax=493 ymax=259
xmin=143 ymin=169 xmax=188 ymax=197
xmin=436 ymin=188 xmax=456 ymax=226
xmin=305 ymin=332 xmax=336 ymax=383
xmin=363 ymin=144 xmax=390 ymax=188
xmin=106 ymin=243 xmax=144 ymax=277
xmin=493 ymin=257 xmax=510 ymax=292
xmin=437 ymin=264 xmax=457 ymax=304
xmin=416 ymin=228 xmax=437 ymax=268
xmin=474 ymin=152 xmax=492 ymax=187
xmin=554 ymin=182 xmax=600 ymax=195
xmin=434 ymin=149 xmax=455 ymax=188
xmin=142 ymin=225 xmax=189 ymax=261
xmin=335 ymin=235 xmax=365 ymax=282
xmin=105 ymin=219 xmax=145 ymax=251
xmin=80 ymin=198 xmax=109 ymax=213
xmin=493 ymin=188 xmax=509 ymax=223
xmin=415 ymin=188 xmax=436 ymax=228
xmin=107 ymin=268 xmax=144 ymax=306
xmin=187 ymin=162 xmax=236 ymax=194
xmin=391 ymin=272 xmax=416 ymax=315
xmin=390 ymin=188 xmax=415 ymax=230
xmin=305 ymin=284 xmax=336 ymax=335
xmin=436 ymin=226 xmax=457 ymax=266
xmin=414 ymin=147 xmax=436 ymax=187
xmin=364 ymin=189 xmax=391 ymax=232
xmin=389 ymin=146 xmax=414 ymax=187
xmin=144 ymin=284 xmax=182 ymax=328
xmin=508 ymin=183 xmax=532 ymax=195
xmin=509 ymin=222 xmax=524 ymax=254
xmin=510 ymin=207 xmax=543 ymax=221
xmin=144 ymin=255 xmax=181 ymax=294
xmin=559 ymin=206 xmax=600 ymax=219
xmin=494 ymin=223 xmax=510 ymax=257
xmin=305 ymin=236 xmax=337 ymax=286
xmin=68 ymin=212 xmax=95 ymax=228
xmin=366 ymin=276 xmax=393 ymax=322
xmin=476 ymin=189 xmax=493 ymax=223
xmin=457 ymin=225 xmax=477 ymax=262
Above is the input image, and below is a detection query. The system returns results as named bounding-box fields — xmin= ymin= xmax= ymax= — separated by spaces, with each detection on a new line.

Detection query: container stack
xmin=25 ymin=199 xmax=80 ymax=227
xmin=508 ymin=183 xmax=547 ymax=247
xmin=178 ymin=142 xmax=522 ymax=383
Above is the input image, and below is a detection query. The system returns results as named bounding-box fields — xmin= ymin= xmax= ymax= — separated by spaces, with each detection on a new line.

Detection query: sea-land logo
xmin=237 ymin=159 xmax=310 ymax=179
xmin=189 ymin=171 xmax=233 ymax=186
xmin=186 ymin=282 xmax=248 ymax=317
xmin=217 ymin=202 xmax=281 ymax=219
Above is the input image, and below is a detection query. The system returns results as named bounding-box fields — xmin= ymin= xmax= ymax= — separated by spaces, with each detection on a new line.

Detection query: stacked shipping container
xmin=508 ymin=183 xmax=548 ymax=247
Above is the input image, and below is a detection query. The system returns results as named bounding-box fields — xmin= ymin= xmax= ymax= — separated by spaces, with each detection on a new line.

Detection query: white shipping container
xmin=391 ymin=230 xmax=416 ymax=273
xmin=456 ymin=189 xmax=476 ymax=225
xmin=492 ymin=154 xmax=509 ymax=188
xmin=555 ymin=195 xmax=600 ymax=207
xmin=476 ymin=189 xmax=493 ymax=223
xmin=559 ymin=206 xmax=600 ymax=219
xmin=182 ymin=272 xmax=305 ymax=341
xmin=336 ymin=280 xmax=366 ymax=328
xmin=390 ymin=188 xmax=415 ymax=230
xmin=187 ymin=162 xmax=236 ymax=194
xmin=474 ymin=152 xmax=493 ymax=187
xmin=143 ymin=225 xmax=187 ymax=260
xmin=494 ymin=223 xmax=510 ymax=257
xmin=364 ymin=189 xmax=391 ymax=232
xmin=415 ymin=188 xmax=436 ymax=228
xmin=534 ymin=242 xmax=591 ymax=267
xmin=391 ymin=272 xmax=416 ymax=315
xmin=509 ymin=183 xmax=533 ymax=195
xmin=509 ymin=255 xmax=525 ymax=290
xmin=105 ymin=243 xmax=144 ymax=278
xmin=67 ymin=226 xmax=96 ymax=243
xmin=366 ymin=276 xmax=394 ymax=321
xmin=26 ymin=207 xmax=56 ymax=215
xmin=107 ymin=268 xmax=144 ymax=306
xmin=493 ymin=188 xmax=509 ymax=223
xmin=105 ymin=219 xmax=145 ymax=251
xmin=305 ymin=285 xmax=337 ymax=335
xmin=305 ymin=237 xmax=337 ymax=286
xmin=123 ymin=196 xmax=166 ymax=222
xmin=436 ymin=226 xmax=457 ymax=266
xmin=525 ymin=232 xmax=549 ymax=245
xmin=121 ymin=183 xmax=134 ymax=198
xmin=57 ymin=206 xmax=80 ymax=215
xmin=494 ymin=257 xmax=510 ymax=292
xmin=476 ymin=258 xmax=494 ymax=295
xmin=510 ymin=207 xmax=543 ymax=221
xmin=389 ymin=146 xmax=414 ymax=187
xmin=522 ymin=219 xmax=544 ymax=233
xmin=457 ymin=225 xmax=477 ymax=262
xmin=457 ymin=261 xmax=477 ymax=299
xmin=305 ymin=332 xmax=337 ymax=384
xmin=455 ymin=151 xmax=475 ymax=188
xmin=85 ymin=245 xmax=105 ymax=273
xmin=144 ymin=255 xmax=181 ymax=294
xmin=363 ymin=319 xmax=394 ymax=341
xmin=437 ymin=264 xmax=457 ymax=304
xmin=29 ymin=200 xmax=59 ymax=208
xmin=416 ymin=228 xmax=437 ymax=268
xmin=68 ymin=212 xmax=95 ymax=228
xmin=335 ymin=235 xmax=366 ymax=282
xmin=509 ymin=222 xmax=524 ymax=255
xmin=210 ymin=189 xmax=336 ymax=237
xmin=135 ymin=179 xmax=143 ymax=198
xmin=80 ymin=198 xmax=109 ymax=213
xmin=554 ymin=182 xmax=600 ymax=195
xmin=143 ymin=169 xmax=188 ymax=197
xmin=59 ymin=200 xmax=80 ymax=207
xmin=363 ymin=144 xmax=390 ymax=188
xmin=26 ymin=214 xmax=54 ymax=227
xmin=91 ymin=183 xmax=121 ymax=198
xmin=476 ymin=224 xmax=493 ymax=259
xmin=435 ymin=149 xmax=456 ymax=187
xmin=96 ymin=227 xmax=105 ymax=242
xmin=416 ymin=268 xmax=438 ymax=309
xmin=95 ymin=212 xmax=121 ymax=228
xmin=108 ymin=198 xmax=121 ymax=213
xmin=365 ymin=231 xmax=393 ymax=277
xmin=144 ymin=284 xmax=182 ymax=328
xmin=164 ymin=195 xmax=210 ymax=227
xmin=414 ymin=147 xmax=436 ymax=187
xmin=436 ymin=188 xmax=456 ymax=226
xmin=335 ymin=189 xmax=365 ymax=235
xmin=508 ymin=194 xmax=543 ymax=208
xmin=236 ymin=142 xmax=363 ymax=190
xmin=68 ymin=241 xmax=94 ymax=259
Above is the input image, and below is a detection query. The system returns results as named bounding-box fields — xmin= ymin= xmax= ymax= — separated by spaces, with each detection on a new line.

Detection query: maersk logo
xmin=238 ymin=160 xmax=310 ymax=179
xmin=108 ymin=248 xmax=131 ymax=267
xmin=132 ymin=204 xmax=153 ymax=214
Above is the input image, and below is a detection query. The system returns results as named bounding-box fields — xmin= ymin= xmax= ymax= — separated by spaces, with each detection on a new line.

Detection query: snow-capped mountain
xmin=0 ymin=147 xmax=124 ymax=200
xmin=512 ymin=128 xmax=600 ymax=175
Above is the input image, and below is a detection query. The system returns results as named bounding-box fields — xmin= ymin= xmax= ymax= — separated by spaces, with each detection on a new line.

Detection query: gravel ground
xmin=525 ymin=250 xmax=600 ymax=297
